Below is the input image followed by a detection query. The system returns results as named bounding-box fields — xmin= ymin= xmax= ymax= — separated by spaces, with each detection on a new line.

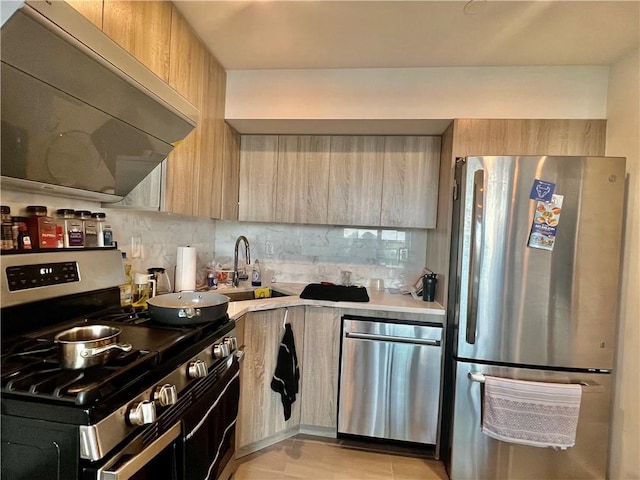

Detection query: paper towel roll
xmin=175 ymin=246 xmax=197 ymax=292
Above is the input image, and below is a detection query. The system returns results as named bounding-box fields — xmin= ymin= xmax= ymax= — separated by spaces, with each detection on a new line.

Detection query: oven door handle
xmin=98 ymin=422 xmax=181 ymax=480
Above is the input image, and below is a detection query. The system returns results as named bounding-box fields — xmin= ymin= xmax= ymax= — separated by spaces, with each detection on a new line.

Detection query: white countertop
xmin=215 ymin=282 xmax=445 ymax=320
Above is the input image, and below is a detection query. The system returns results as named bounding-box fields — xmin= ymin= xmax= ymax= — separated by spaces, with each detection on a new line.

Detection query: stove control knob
xmin=128 ymin=400 xmax=156 ymax=426
xmin=224 ymin=337 xmax=238 ymax=351
xmin=153 ymin=384 xmax=178 ymax=407
xmin=213 ymin=342 xmax=230 ymax=359
xmin=187 ymin=359 xmax=208 ymax=378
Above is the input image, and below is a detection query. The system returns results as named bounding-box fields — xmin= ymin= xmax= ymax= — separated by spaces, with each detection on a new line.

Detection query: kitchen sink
xmin=222 ymin=288 xmax=290 ymax=302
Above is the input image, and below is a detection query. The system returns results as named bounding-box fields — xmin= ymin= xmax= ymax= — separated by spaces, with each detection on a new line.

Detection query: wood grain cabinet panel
xmin=67 ymin=0 xmax=103 ymax=28
xmin=238 ymin=134 xmax=442 ymax=227
xmin=276 ymin=136 xmax=331 ymax=224
xmin=164 ymin=6 xmax=206 ymax=215
xmin=381 ymin=136 xmax=441 ymax=228
xmin=239 ymin=135 xmax=279 ymax=222
xmin=195 ymin=56 xmax=227 ymax=218
xmin=328 ymin=136 xmax=384 ymax=226
xmin=300 ymin=307 xmax=340 ymax=431
xmin=221 ymin=124 xmax=241 ymax=220
xmin=102 ymin=0 xmax=171 ymax=82
xmin=237 ymin=307 xmax=305 ymax=455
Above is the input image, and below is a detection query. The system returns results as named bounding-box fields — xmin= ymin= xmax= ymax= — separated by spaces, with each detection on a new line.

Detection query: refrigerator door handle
xmin=466 ymin=169 xmax=484 ymax=344
xmin=468 ymin=371 xmax=601 ymax=388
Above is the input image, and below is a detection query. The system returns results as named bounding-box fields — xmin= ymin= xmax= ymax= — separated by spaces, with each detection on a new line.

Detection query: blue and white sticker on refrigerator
xmin=528 ymin=179 xmax=564 ymax=251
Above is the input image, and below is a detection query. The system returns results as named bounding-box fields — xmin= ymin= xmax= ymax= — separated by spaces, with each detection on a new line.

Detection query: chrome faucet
xmin=233 ymin=236 xmax=251 ymax=287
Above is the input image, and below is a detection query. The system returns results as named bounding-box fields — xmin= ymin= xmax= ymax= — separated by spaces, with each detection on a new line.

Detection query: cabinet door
xmin=381 ymin=136 xmax=441 ymax=228
xmin=328 ymin=136 xmax=384 ymax=226
xmin=237 ymin=307 xmax=305 ymax=454
xmin=238 ymin=136 xmax=279 ymax=222
xmin=275 ymin=135 xmax=331 ymax=224
xmin=67 ymin=0 xmax=103 ymax=29
xmin=195 ymin=56 xmax=227 ymax=218
xmin=300 ymin=307 xmax=340 ymax=431
xmin=102 ymin=0 xmax=171 ymax=82
xmin=164 ymin=6 xmax=206 ymax=215
xmin=221 ymin=124 xmax=240 ymax=220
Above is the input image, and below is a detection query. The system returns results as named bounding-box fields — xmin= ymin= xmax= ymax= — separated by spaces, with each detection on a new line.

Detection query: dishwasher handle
xmin=345 ymin=331 xmax=441 ymax=347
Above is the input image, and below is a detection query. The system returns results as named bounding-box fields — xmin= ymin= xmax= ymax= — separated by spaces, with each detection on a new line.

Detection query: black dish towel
xmin=270 ymin=323 xmax=300 ymax=421
xmin=300 ymin=283 xmax=370 ymax=302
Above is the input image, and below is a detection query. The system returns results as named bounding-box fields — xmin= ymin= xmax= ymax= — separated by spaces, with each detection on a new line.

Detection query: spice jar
xmin=26 ymin=206 xmax=57 ymax=249
xmin=103 ymin=222 xmax=113 ymax=247
xmin=84 ymin=213 xmax=99 ymax=248
xmin=74 ymin=210 xmax=92 ymax=247
xmin=56 ymin=209 xmax=83 ymax=248
xmin=13 ymin=217 xmax=32 ymax=250
xmin=1 ymin=206 xmax=14 ymax=251
xmin=90 ymin=212 xmax=109 ymax=247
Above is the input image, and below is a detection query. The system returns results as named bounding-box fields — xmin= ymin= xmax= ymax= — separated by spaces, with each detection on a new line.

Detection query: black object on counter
xmin=300 ymin=283 xmax=370 ymax=302
xmin=423 ymin=273 xmax=437 ymax=302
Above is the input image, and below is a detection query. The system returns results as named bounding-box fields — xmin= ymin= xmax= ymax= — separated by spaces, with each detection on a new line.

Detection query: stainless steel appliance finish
xmin=338 ymin=316 xmax=443 ymax=446
xmin=0 ymin=1 xmax=198 ymax=202
xmin=446 ymin=156 xmax=626 ymax=480
xmin=452 ymin=361 xmax=611 ymax=480
xmin=1 ymin=249 xmax=240 ymax=480
xmin=1 ymin=248 xmax=125 ymax=307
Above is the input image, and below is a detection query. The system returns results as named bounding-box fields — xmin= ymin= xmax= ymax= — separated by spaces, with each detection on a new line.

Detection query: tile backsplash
xmin=214 ymin=221 xmax=427 ymax=288
xmin=2 ymin=190 xmax=427 ymax=289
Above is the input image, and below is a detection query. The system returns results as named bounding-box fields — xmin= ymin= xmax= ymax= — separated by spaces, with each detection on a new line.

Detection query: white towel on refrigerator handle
xmin=482 ymin=375 xmax=582 ymax=450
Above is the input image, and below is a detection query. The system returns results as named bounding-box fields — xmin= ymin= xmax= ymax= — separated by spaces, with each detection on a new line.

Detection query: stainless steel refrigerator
xmin=444 ymin=156 xmax=626 ymax=480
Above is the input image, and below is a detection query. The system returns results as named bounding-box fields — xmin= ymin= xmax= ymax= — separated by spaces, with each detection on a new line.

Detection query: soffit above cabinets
xmin=226 ymin=119 xmax=453 ymax=136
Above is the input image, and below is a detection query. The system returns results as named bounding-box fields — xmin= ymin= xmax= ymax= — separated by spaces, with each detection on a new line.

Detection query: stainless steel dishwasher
xmin=338 ymin=315 xmax=443 ymax=446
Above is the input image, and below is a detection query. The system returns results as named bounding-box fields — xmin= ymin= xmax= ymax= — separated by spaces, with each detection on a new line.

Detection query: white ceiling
xmin=174 ymin=1 xmax=639 ymax=71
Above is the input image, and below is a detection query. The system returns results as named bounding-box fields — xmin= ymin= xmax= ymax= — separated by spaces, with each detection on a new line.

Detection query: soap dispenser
xmin=251 ymin=259 xmax=262 ymax=287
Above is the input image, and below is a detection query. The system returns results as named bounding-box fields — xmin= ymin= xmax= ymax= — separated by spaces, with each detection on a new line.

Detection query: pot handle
xmin=81 ymin=343 xmax=133 ymax=358
xmin=179 ymin=308 xmax=201 ymax=319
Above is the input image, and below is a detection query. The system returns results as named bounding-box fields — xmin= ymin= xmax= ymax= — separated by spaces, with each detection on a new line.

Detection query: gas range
xmin=1 ymin=250 xmax=240 ymax=480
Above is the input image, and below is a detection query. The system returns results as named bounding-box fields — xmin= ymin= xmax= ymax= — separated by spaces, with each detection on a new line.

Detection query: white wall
xmin=605 ymin=47 xmax=640 ymax=480
xmin=226 ymin=66 xmax=609 ymax=121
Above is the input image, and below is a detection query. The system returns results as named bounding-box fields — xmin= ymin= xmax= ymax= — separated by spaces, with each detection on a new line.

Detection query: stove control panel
xmin=5 ymin=261 xmax=79 ymax=291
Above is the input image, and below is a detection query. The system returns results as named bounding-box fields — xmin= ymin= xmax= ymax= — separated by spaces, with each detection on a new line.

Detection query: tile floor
xmin=232 ymin=435 xmax=449 ymax=480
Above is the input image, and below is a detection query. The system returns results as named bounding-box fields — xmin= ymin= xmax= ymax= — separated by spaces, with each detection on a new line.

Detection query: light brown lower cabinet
xmin=236 ymin=307 xmax=305 ymax=456
xmin=299 ymin=306 xmax=341 ymax=434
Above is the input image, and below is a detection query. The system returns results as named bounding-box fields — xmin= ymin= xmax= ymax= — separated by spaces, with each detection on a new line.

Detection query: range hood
xmin=1 ymin=1 xmax=199 ymax=202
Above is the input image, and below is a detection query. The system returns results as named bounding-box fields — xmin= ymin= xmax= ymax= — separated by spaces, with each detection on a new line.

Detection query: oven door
xmin=182 ymin=358 xmax=240 ymax=480
xmin=91 ymin=422 xmax=182 ymax=480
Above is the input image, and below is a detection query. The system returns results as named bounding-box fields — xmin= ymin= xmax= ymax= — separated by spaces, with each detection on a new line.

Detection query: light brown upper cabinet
xmin=239 ymin=135 xmax=279 ymax=222
xmin=239 ymin=135 xmax=441 ymax=228
xmin=276 ymin=136 xmax=331 ymax=224
xmin=79 ymin=1 xmax=235 ymax=218
xmin=221 ymin=124 xmax=241 ymax=220
xmin=164 ymin=7 xmax=207 ymax=216
xmin=102 ymin=0 xmax=171 ymax=82
xmin=380 ymin=136 xmax=441 ymax=228
xmin=67 ymin=0 xmax=104 ymax=29
xmin=195 ymin=55 xmax=229 ymax=219
xmin=328 ymin=136 xmax=384 ymax=227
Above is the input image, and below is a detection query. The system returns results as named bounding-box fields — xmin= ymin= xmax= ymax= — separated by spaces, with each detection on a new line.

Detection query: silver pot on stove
xmin=54 ymin=325 xmax=132 ymax=369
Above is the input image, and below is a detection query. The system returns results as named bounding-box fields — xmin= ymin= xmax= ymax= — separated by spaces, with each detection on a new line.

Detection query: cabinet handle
xmin=345 ymin=331 xmax=440 ymax=347
xmin=466 ymin=168 xmax=484 ymax=345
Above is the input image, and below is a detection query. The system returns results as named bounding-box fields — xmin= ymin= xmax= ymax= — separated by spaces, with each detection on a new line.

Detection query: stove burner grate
xmin=2 ymin=343 xmax=158 ymax=405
